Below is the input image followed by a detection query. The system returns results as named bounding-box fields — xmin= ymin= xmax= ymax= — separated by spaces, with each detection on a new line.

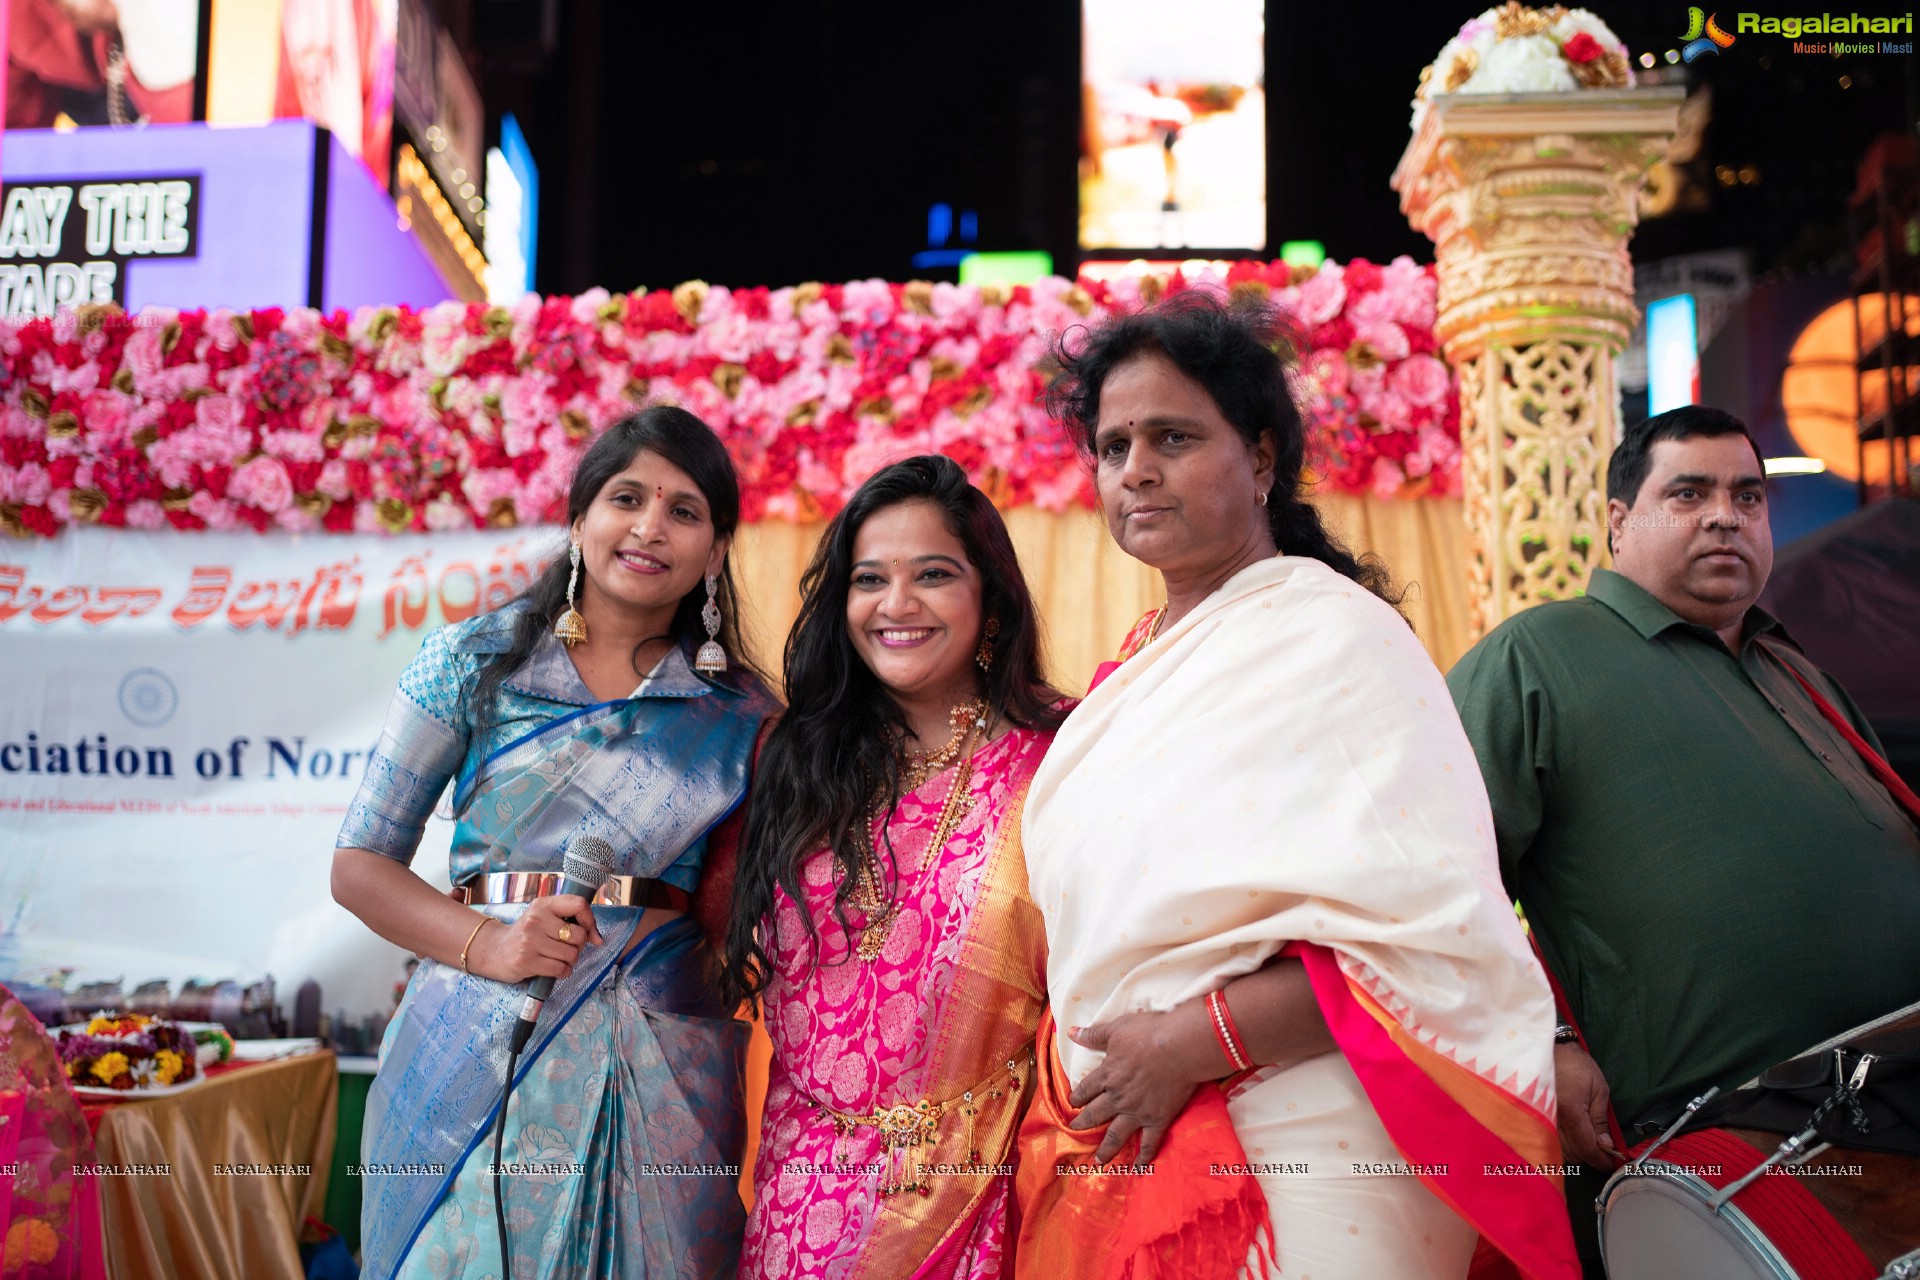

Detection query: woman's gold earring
xmin=975 ymin=616 xmax=1000 ymax=673
xmin=554 ymin=542 xmax=588 ymax=647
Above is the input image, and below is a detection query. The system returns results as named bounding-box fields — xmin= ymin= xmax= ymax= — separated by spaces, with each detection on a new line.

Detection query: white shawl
xmin=1024 ymin=555 xmax=1555 ymax=1116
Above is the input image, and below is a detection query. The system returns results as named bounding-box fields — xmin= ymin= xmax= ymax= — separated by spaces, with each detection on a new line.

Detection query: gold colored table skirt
xmin=84 ymin=1053 xmax=338 ymax=1280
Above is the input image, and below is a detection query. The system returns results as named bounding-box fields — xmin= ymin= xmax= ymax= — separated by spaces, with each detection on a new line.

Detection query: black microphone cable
xmin=492 ymin=1043 xmax=520 ymax=1280
xmin=485 ymin=835 xmax=615 ymax=1280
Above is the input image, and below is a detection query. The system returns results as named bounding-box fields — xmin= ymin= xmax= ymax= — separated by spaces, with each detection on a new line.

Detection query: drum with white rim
xmin=1598 ymin=1002 xmax=1920 ymax=1280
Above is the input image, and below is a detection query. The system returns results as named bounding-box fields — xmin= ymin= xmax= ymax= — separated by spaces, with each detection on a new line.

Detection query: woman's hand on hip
xmin=471 ymin=893 xmax=604 ymax=984
xmin=1065 ymin=1013 xmax=1201 ymax=1166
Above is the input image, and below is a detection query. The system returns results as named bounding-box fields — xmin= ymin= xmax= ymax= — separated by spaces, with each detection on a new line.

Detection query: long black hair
xmin=721 ymin=455 xmax=1064 ymax=1009
xmin=1046 ymin=289 xmax=1402 ymax=607
xmin=468 ymin=406 xmax=760 ymax=725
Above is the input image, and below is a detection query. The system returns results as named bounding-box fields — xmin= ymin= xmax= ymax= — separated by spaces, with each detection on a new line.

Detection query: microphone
xmin=507 ymin=835 xmax=615 ymax=1053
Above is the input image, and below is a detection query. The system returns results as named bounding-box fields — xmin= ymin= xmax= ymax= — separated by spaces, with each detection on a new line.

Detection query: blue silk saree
xmin=338 ymin=604 xmax=775 ymax=1280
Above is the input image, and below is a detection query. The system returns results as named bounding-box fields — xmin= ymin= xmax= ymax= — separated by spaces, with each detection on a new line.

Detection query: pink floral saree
xmin=741 ymin=726 xmax=1053 ymax=1280
xmin=0 ymin=987 xmax=105 ymax=1280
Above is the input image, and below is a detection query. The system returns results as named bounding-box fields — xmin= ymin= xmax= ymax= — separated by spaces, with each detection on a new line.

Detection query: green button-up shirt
xmin=1447 ymin=569 xmax=1920 ymax=1127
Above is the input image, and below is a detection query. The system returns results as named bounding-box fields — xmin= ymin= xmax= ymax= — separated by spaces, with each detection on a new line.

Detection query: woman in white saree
xmin=1013 ymin=293 xmax=1578 ymax=1280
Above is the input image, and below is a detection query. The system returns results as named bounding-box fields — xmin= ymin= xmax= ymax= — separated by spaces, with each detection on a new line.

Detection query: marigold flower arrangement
xmin=1413 ymin=3 xmax=1634 ymax=127
xmin=56 ymin=1012 xmax=200 ymax=1091
xmin=0 ymin=257 xmax=1459 ymax=539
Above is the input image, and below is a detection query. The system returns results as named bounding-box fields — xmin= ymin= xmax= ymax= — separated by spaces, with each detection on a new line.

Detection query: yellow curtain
xmin=730 ymin=495 xmax=1469 ymax=694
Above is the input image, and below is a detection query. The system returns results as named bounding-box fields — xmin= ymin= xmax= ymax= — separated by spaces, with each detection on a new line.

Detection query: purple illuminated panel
xmin=321 ymin=131 xmax=452 ymax=312
xmin=2 ymin=121 xmax=313 ymax=311
xmin=2 ymin=120 xmax=455 ymax=314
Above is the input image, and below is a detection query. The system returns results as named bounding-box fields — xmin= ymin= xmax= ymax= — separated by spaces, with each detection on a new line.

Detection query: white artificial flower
xmin=1472 ymin=35 xmax=1582 ymax=93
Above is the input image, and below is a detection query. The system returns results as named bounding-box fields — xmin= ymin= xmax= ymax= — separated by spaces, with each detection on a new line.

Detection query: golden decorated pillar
xmin=1393 ymin=86 xmax=1683 ymax=637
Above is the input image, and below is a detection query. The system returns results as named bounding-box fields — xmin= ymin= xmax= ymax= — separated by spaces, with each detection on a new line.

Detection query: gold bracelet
xmin=459 ymin=914 xmax=494 ymax=974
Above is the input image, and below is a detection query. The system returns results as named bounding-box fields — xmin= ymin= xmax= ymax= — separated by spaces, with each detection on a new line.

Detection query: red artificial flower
xmin=1563 ymin=33 xmax=1604 ymax=64
xmin=17 ymin=505 xmax=58 ymax=536
xmin=1344 ymin=260 xmax=1385 ymax=293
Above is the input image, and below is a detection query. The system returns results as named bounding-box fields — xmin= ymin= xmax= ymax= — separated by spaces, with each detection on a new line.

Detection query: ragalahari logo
xmin=1681 ymin=8 xmax=1737 ymax=60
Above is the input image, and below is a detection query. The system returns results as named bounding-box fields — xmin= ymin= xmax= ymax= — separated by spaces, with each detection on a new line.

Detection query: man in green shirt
xmin=1448 ymin=406 xmax=1920 ymax=1274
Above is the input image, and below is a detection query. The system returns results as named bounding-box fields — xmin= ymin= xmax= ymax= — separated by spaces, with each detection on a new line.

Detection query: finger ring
xmin=558 ymin=923 xmax=572 ymax=942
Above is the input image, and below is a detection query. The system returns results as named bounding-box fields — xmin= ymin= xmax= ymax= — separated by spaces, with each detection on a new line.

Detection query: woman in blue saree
xmin=332 ymin=407 xmax=779 ymax=1280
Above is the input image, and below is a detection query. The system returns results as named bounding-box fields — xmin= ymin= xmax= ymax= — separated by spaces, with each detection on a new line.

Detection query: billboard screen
xmin=1079 ymin=0 xmax=1266 ymax=253
xmin=0 ymin=119 xmax=454 ymax=316
xmin=5 ymin=0 xmax=202 ymax=129
xmin=273 ymin=0 xmax=398 ymax=186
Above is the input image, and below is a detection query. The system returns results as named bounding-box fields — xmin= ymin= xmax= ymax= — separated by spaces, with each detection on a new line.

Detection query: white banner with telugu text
xmin=0 ymin=526 xmax=567 ymax=1022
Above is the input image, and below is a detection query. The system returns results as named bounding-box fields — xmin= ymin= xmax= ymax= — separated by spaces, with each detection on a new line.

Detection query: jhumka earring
xmin=553 ymin=542 xmax=588 ymax=647
xmin=694 ymin=573 xmax=728 ymax=674
xmin=975 ymin=616 xmax=1000 ymax=673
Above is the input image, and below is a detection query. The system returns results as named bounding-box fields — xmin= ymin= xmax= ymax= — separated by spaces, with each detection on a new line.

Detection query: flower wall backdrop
xmin=0 ymin=258 xmax=1457 ymax=538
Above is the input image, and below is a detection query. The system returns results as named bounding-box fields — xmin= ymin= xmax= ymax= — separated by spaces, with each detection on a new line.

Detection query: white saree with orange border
xmin=1022 ymin=555 xmax=1578 ymax=1280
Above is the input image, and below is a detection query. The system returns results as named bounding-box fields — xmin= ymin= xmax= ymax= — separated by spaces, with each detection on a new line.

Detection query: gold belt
xmin=804 ymin=1044 xmax=1034 ymax=1197
xmin=452 ymin=872 xmax=691 ymax=913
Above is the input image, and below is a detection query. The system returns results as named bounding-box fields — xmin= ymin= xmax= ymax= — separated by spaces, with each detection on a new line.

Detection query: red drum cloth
xmin=1628 ymin=1130 xmax=1876 ymax=1280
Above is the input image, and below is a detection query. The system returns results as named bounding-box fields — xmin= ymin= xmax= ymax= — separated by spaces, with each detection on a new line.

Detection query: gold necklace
xmin=899 ymin=698 xmax=988 ymax=792
xmin=1146 ymin=605 xmax=1169 ymax=644
xmin=850 ymin=704 xmax=989 ymax=961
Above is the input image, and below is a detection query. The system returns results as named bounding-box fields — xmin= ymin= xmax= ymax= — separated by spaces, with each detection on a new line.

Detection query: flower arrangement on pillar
xmin=1413 ymin=4 xmax=1635 ymax=128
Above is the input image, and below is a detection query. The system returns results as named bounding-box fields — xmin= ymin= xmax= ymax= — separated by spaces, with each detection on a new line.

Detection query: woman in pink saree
xmin=723 ymin=456 xmax=1067 ymax=1278
xmin=0 ymin=986 xmax=105 ymax=1280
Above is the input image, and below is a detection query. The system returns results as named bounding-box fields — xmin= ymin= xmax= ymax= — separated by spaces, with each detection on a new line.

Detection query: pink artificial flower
xmin=262 ymin=427 xmax=326 ymax=463
xmin=228 ymin=456 xmax=295 ymax=514
xmin=1370 ymin=456 xmax=1407 ymax=499
xmin=124 ymin=499 xmax=166 ymax=529
xmin=1295 ymin=265 xmax=1348 ymax=327
xmin=0 ymin=462 xmax=52 ymax=505
xmin=1354 ymin=320 xmax=1411 ymax=362
xmin=1363 ymin=387 xmax=1415 ymax=432
xmin=568 ymin=288 xmax=613 ymax=326
xmin=188 ymin=490 xmax=241 ymax=529
xmin=1304 ymin=348 xmax=1350 ymax=399
xmin=80 ymin=389 xmax=132 ymax=446
xmin=206 ymin=310 xmax=247 ymax=350
xmin=317 ymin=459 xmax=354 ymax=501
xmin=1347 ymin=362 xmax=1388 ymax=401
xmin=1391 ymin=354 xmax=1452 ymax=407
xmin=1378 ymin=257 xmax=1435 ymax=326
xmin=420 ymin=314 xmax=470 ymax=377
xmin=51 ymin=360 xmax=101 ymax=400
xmin=461 ymin=468 xmax=520 ymax=511
xmin=121 ymin=328 xmax=166 ymax=386
xmin=275 ymin=504 xmax=322 ymax=533
xmin=700 ymin=312 xmax=756 ymax=364
xmin=195 ymin=393 xmax=246 ymax=436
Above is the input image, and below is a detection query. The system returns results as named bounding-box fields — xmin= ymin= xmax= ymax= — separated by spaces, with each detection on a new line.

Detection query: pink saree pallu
xmin=742 ymin=727 xmax=1054 ymax=1280
xmin=0 ymin=987 xmax=106 ymax=1280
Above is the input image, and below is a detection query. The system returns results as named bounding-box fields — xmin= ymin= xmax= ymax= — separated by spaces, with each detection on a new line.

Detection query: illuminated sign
xmin=1646 ymin=293 xmax=1700 ymax=414
xmin=1080 ymin=0 xmax=1266 ymax=252
xmin=0 ymin=177 xmax=201 ymax=318
xmin=483 ymin=115 xmax=538 ymax=303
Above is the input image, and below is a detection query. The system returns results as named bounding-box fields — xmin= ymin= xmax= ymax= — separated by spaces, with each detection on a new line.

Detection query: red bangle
xmin=1206 ymin=990 xmax=1251 ymax=1072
